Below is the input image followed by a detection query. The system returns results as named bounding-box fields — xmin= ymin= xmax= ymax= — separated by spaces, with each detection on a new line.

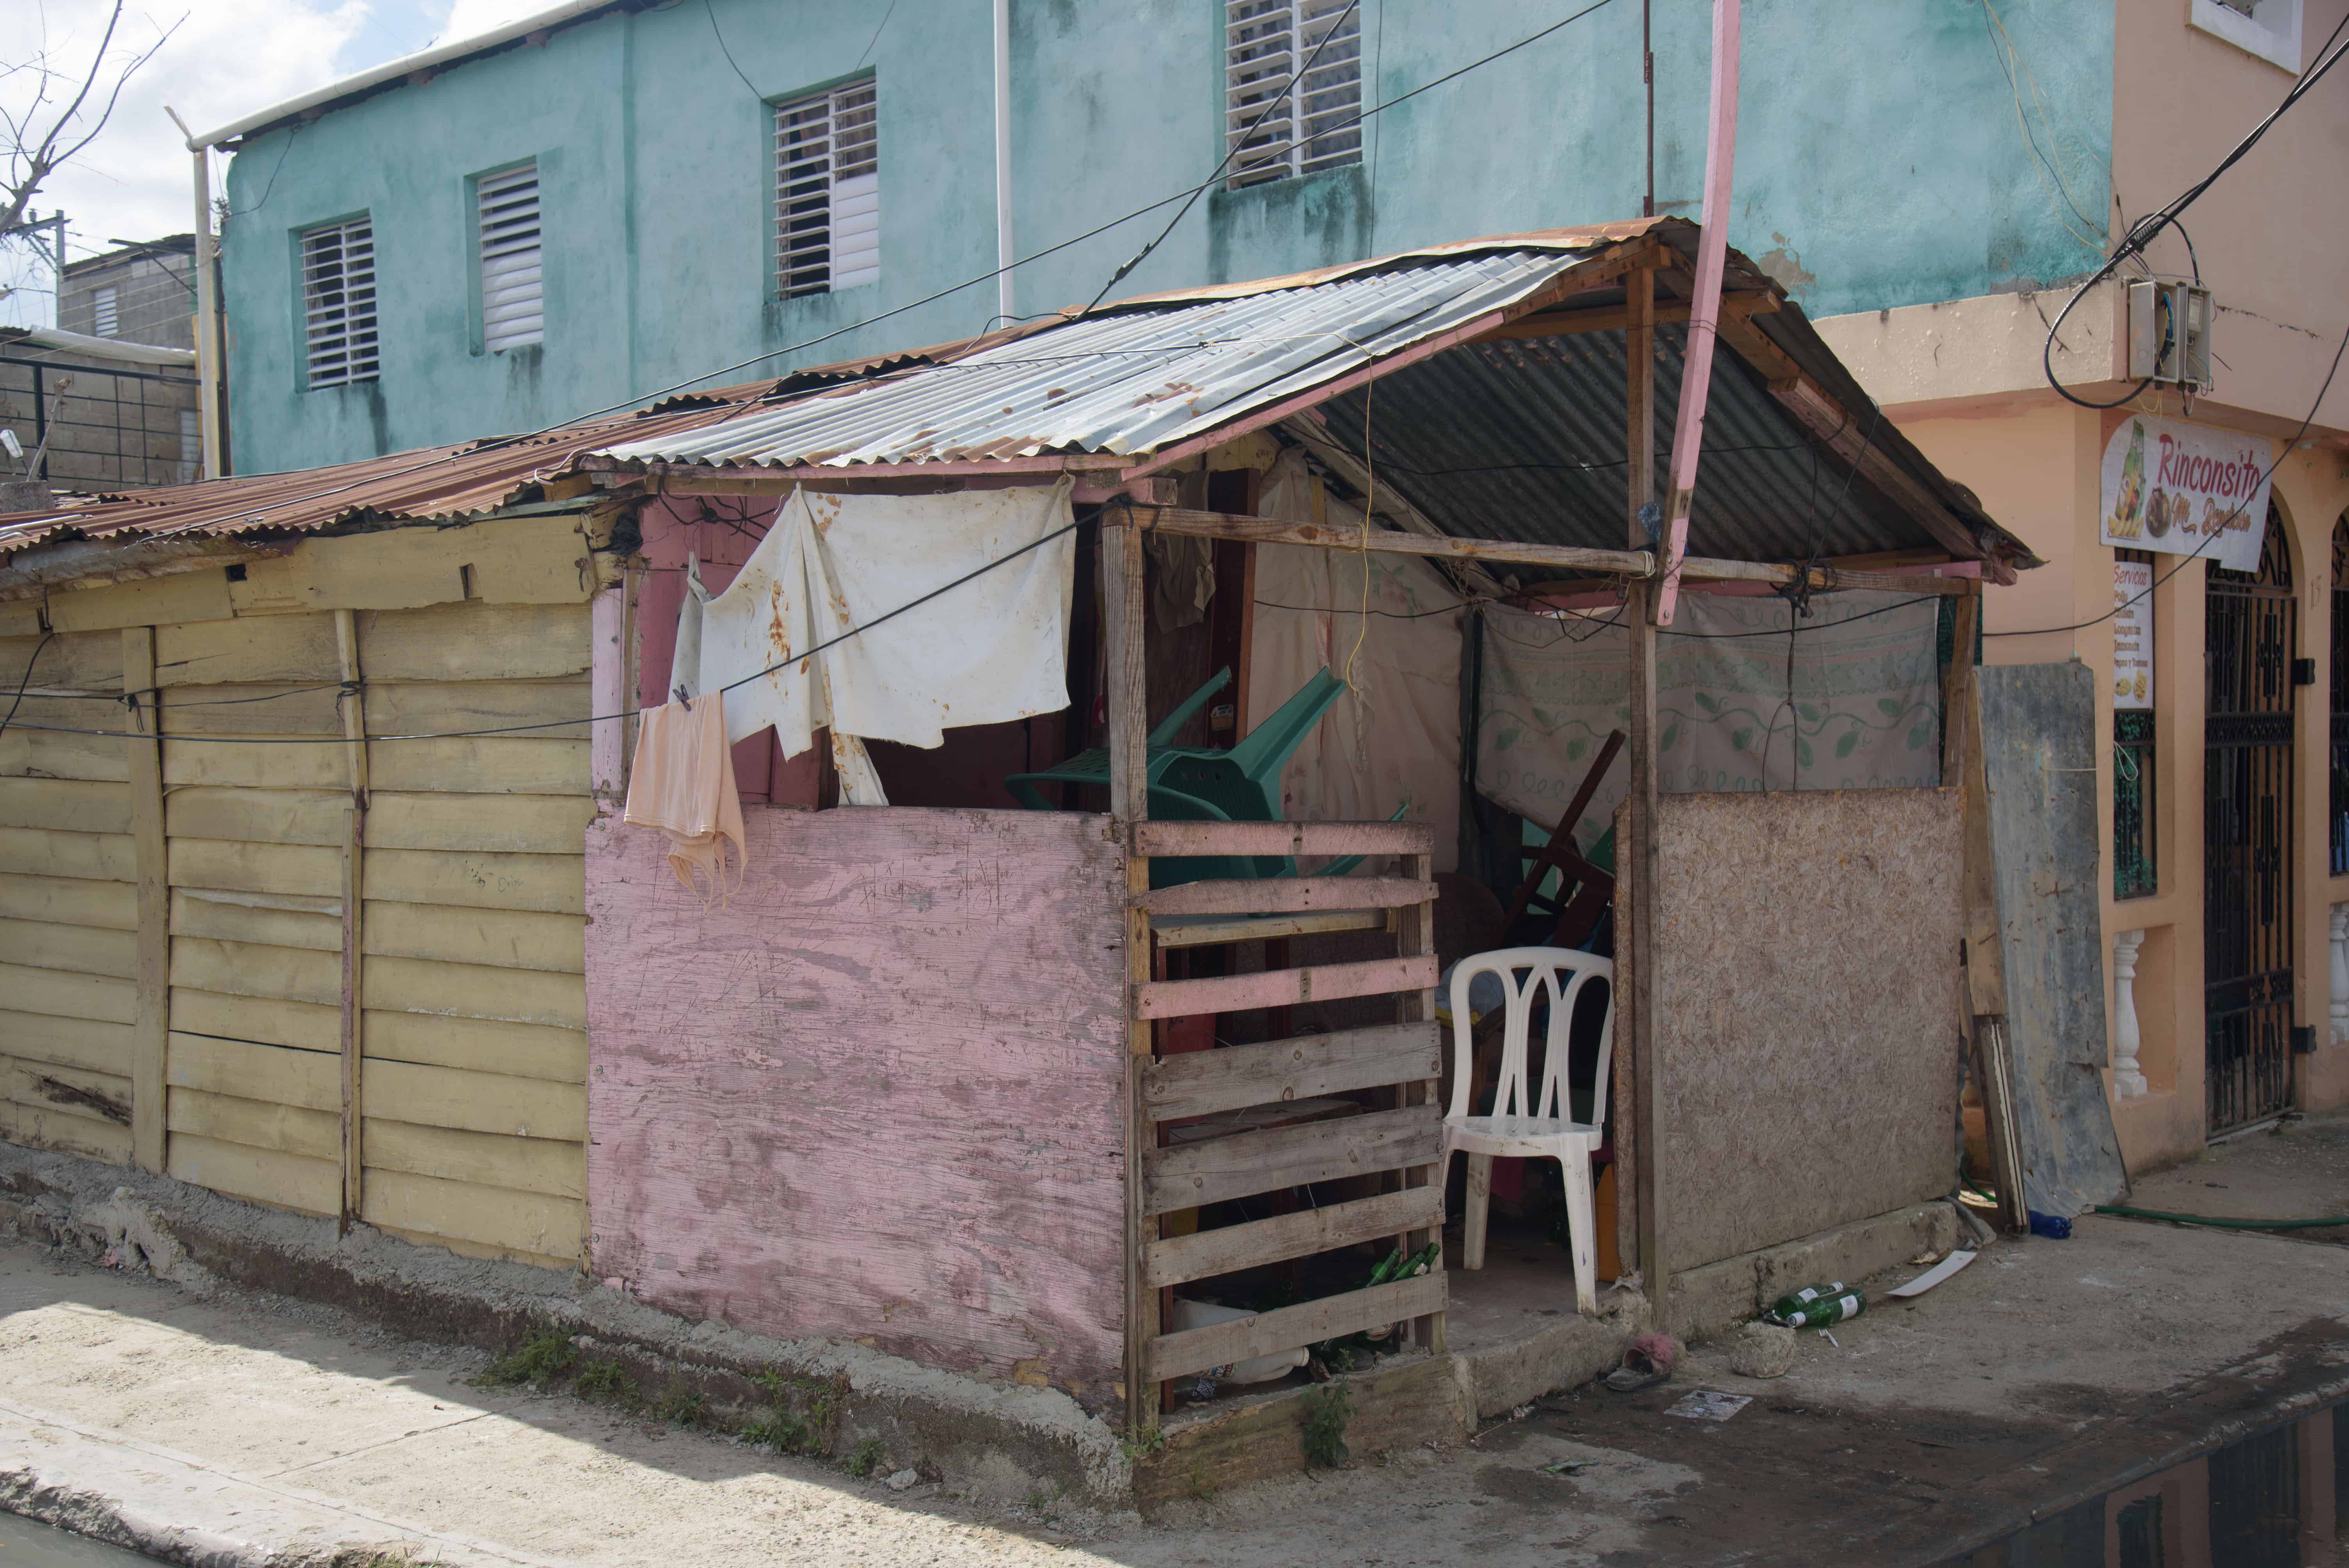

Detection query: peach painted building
xmin=1819 ymin=0 xmax=2349 ymax=1170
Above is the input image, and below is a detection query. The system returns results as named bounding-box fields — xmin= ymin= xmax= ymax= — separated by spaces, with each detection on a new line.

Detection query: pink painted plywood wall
xmin=583 ymin=804 xmax=1128 ymax=1404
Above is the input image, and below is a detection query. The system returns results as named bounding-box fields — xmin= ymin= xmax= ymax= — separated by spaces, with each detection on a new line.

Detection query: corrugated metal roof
xmin=0 ymin=385 xmax=773 ymax=560
xmin=595 ymin=246 xmax=1610 ymax=469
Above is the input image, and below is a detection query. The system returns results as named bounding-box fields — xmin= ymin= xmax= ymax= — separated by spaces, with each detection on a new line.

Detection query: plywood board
xmin=166 ymin=786 xmax=348 ymax=846
xmin=168 ymin=837 xmax=342 ymax=899
xmin=358 ymin=603 xmax=590 ymax=682
xmin=169 ymin=890 xmax=340 ymax=953
xmin=2 ymin=1055 xmax=131 ymax=1127
xmin=1652 ymin=789 xmax=1963 ymax=1274
xmin=0 ymin=720 xmax=130 ymax=782
xmin=365 ymin=738 xmax=589 ymax=796
xmin=362 ymin=902 xmax=584 ymax=973
xmin=169 ymin=990 xmax=339 ymax=1053
xmin=167 ymin=1131 xmax=338 ymax=1216
xmin=167 ymin=1085 xmax=340 ymax=1161
xmin=155 ymin=615 xmax=337 ymax=686
xmin=1977 ymin=664 xmax=2126 ymax=1216
xmin=0 ymin=827 xmax=135 ymax=881
xmin=0 ymin=962 xmax=134 ymax=1025
xmin=360 ymin=1167 xmax=584 ymax=1262
xmin=166 ymin=1032 xmax=340 ymax=1111
xmin=363 ymin=954 xmax=586 ymax=1029
xmin=0 ymin=873 xmax=137 ymax=929
xmin=162 ymin=736 xmax=348 ymax=791
xmin=0 ymin=1009 xmax=131 ymax=1075
xmin=362 ymin=1057 xmax=586 ymax=1141
xmin=365 ymin=792 xmax=595 ymax=854
xmin=362 ymin=1117 xmax=586 ymax=1199
xmin=0 ymin=632 xmax=124 ymax=690
xmin=585 ymin=808 xmax=1127 ymax=1399
xmin=162 ymin=684 xmax=343 ymax=737
xmin=0 ymin=778 xmax=128 ymax=834
xmin=45 ymin=568 xmax=233 ymax=631
xmin=0 ymin=1097 xmax=130 ymax=1164
xmin=169 ymin=934 xmax=340 ymax=1009
xmin=362 ymin=1010 xmax=585 ymax=1083
xmin=0 ymin=917 xmax=137 ymax=978
xmin=228 ymin=516 xmax=590 ymax=612
xmin=360 ymin=848 xmax=584 ymax=914
xmin=366 ymin=680 xmax=591 ymax=741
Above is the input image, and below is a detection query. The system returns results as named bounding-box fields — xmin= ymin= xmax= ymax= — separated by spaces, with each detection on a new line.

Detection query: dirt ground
xmin=4 ymin=1130 xmax=2348 ymax=1566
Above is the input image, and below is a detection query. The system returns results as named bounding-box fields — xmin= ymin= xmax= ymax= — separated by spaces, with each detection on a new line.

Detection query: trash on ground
xmin=884 ymin=1469 xmax=919 ymax=1491
xmin=1765 ymin=1283 xmax=1865 ymax=1328
xmin=1603 ymin=1331 xmax=1677 ymax=1392
xmin=1727 ymin=1320 xmax=1798 ymax=1379
xmin=1888 ymin=1248 xmax=1978 ymax=1298
xmin=1541 ymin=1458 xmax=1599 ymax=1475
xmin=1663 ymin=1390 xmax=1751 ymax=1422
xmin=2028 ymin=1211 xmax=2074 ymax=1239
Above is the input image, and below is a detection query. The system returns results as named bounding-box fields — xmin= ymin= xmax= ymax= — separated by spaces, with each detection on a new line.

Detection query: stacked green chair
xmin=1006 ymin=666 xmax=1398 ymax=887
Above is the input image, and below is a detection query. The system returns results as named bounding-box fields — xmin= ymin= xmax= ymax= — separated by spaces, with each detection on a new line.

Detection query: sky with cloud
xmin=0 ymin=0 xmax=547 ymax=326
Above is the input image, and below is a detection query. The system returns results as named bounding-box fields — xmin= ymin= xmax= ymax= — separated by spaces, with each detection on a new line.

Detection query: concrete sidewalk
xmin=3 ymin=1124 xmax=2348 ymax=1566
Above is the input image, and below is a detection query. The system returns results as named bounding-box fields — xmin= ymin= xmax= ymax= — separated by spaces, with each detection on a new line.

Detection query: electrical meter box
xmin=2127 ymin=279 xmax=2213 ymax=392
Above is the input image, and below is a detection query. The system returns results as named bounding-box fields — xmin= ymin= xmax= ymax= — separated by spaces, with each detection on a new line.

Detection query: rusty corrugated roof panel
xmin=593 ymin=244 xmax=1620 ymax=470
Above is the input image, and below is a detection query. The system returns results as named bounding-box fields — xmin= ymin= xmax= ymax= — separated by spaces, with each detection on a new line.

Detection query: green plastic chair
xmin=1006 ymin=666 xmax=1393 ymax=887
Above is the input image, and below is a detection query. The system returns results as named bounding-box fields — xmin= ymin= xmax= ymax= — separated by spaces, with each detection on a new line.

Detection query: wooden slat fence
xmin=1128 ymin=818 xmax=1445 ymax=1404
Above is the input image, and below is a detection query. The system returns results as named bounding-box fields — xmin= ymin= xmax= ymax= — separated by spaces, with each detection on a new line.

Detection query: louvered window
xmin=301 ymin=217 xmax=378 ymax=388
xmin=1226 ymin=0 xmax=1363 ymax=189
xmin=478 ymin=161 xmax=544 ymax=352
xmin=91 ymin=285 xmax=118 ymax=337
xmin=775 ymin=78 xmax=879 ymax=298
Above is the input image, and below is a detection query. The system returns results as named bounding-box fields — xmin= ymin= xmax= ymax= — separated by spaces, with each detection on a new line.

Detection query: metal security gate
xmin=2204 ymin=517 xmax=2296 ymax=1133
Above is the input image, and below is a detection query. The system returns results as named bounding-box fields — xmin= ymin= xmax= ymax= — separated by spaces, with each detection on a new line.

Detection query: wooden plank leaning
xmin=1132 ymin=819 xmax=1434 ymax=860
xmin=1133 ymin=875 xmax=1433 ymax=917
xmin=1143 ymin=1185 xmax=1446 ymax=1290
xmin=121 ymin=627 xmax=166 ymax=1174
xmin=333 ymin=609 xmax=369 ymax=1233
xmin=1395 ymin=847 xmax=1444 ymax=1351
xmin=1142 ymin=1103 xmax=1442 ymax=1215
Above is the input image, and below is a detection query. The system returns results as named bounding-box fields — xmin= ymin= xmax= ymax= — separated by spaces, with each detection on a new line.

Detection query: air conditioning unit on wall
xmin=2127 ymin=279 xmax=2214 ymax=393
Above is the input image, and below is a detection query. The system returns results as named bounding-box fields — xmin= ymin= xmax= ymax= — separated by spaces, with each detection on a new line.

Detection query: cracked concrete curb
xmin=0 ymin=1396 xmax=563 ymax=1566
xmin=0 ymin=1143 xmax=1133 ymax=1513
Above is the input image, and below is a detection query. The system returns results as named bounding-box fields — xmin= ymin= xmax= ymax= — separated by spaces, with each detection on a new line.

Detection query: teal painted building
xmin=215 ymin=0 xmax=2113 ymax=475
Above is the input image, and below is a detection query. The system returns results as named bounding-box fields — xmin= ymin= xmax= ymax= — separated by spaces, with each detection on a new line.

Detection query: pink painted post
xmin=590 ymin=583 xmax=627 ymax=803
xmin=1653 ymin=0 xmax=1742 ymax=627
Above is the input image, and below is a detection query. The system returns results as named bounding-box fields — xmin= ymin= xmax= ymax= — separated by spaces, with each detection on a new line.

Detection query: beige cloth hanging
xmin=624 ymin=693 xmax=747 ymax=901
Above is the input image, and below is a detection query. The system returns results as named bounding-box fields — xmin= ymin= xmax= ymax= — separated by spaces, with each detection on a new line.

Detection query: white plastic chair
xmin=1442 ymin=947 xmax=1615 ymax=1315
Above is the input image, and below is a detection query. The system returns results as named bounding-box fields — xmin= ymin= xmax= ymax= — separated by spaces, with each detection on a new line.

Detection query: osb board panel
xmin=1652 ymin=789 xmax=1962 ymax=1274
xmin=585 ymin=807 xmax=1127 ymax=1402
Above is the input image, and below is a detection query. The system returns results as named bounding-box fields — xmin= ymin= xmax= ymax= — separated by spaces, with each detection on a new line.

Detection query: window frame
xmin=772 ymin=74 xmax=880 ymax=301
xmin=1223 ymin=0 xmax=1366 ymax=190
xmin=91 ymin=283 xmax=119 ymax=337
xmin=471 ymin=157 xmax=545 ymax=356
xmin=2190 ymin=0 xmax=2303 ymax=72
xmin=2114 ymin=547 xmax=2158 ymax=900
xmin=296 ymin=214 xmax=380 ymax=392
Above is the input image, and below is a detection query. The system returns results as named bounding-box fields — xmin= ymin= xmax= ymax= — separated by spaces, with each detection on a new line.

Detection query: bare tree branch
xmin=0 ymin=2 xmax=185 ymax=245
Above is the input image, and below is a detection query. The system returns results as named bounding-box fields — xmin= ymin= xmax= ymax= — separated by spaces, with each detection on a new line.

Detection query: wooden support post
xmin=1950 ymin=581 xmax=2028 ymax=1233
xmin=122 ymin=627 xmax=166 ymax=1175
xmin=1395 ymin=849 xmax=1444 ymax=1352
xmin=591 ymin=583 xmax=629 ymax=804
xmin=1104 ymin=506 xmax=1159 ymax=1433
xmin=1619 ymin=263 xmax=1667 ymax=1319
xmin=333 ymin=609 xmax=369 ymax=1232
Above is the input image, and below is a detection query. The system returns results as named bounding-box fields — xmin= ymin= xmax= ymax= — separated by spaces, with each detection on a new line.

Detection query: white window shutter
xmin=92 ymin=285 xmax=119 ymax=337
xmin=775 ymin=78 xmax=880 ymax=298
xmin=478 ymin=162 xmax=544 ymax=352
xmin=301 ymin=217 xmax=379 ymax=389
xmin=1226 ymin=0 xmax=1362 ymax=189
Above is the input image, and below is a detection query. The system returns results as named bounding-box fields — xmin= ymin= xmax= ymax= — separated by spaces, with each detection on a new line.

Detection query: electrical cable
xmin=1993 ymin=314 xmax=2349 ymax=639
xmin=1078 ymin=0 xmax=1363 ymax=314
xmin=2042 ymin=9 xmax=2349 ymax=410
xmin=0 ymin=631 xmax=52 ymax=738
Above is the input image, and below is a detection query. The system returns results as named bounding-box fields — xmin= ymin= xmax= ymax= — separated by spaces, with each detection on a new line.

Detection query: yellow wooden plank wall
xmin=152 ymin=600 xmax=594 ymax=1268
xmin=0 ymin=633 xmax=138 ymax=1165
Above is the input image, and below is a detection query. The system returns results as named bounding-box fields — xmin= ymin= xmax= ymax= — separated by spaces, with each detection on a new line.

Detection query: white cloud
xmin=437 ymin=0 xmax=554 ymax=46
xmin=0 ymin=0 xmax=377 ymax=323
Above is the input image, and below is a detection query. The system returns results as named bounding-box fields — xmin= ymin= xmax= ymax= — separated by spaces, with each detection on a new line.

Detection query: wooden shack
xmin=0 ymin=220 xmax=2038 ymax=1489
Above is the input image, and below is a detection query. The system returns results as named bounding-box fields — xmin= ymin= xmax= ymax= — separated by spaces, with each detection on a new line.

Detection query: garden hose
xmin=2091 ymin=1203 xmax=2349 ymax=1231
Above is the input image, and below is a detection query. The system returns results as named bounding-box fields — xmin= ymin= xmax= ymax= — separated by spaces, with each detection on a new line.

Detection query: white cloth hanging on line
xmin=624 ymin=690 xmax=747 ymax=902
xmin=695 ymin=478 xmax=1077 ymax=805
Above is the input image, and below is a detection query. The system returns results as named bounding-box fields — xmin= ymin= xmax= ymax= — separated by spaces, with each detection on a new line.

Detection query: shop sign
xmin=2098 ymin=413 xmax=2272 ymax=573
xmin=2113 ymin=558 xmax=2152 ymax=711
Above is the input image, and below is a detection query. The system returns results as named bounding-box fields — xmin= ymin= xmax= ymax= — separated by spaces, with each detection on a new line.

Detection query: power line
xmin=204 ymin=0 xmax=1632 ymax=535
xmin=2042 ymin=8 xmax=2349 ymax=410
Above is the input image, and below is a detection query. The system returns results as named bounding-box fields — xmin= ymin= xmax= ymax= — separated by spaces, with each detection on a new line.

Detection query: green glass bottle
xmin=1772 ymin=1286 xmax=1865 ymax=1329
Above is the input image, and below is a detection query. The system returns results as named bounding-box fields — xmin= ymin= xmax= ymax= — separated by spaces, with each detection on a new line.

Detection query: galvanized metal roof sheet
xmin=595 ymin=247 xmax=1607 ymax=470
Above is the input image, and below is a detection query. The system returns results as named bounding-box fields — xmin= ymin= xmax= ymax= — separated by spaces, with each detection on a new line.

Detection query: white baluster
xmin=2112 ymin=929 xmax=2148 ymax=1099
xmin=2329 ymin=904 xmax=2349 ymax=1045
